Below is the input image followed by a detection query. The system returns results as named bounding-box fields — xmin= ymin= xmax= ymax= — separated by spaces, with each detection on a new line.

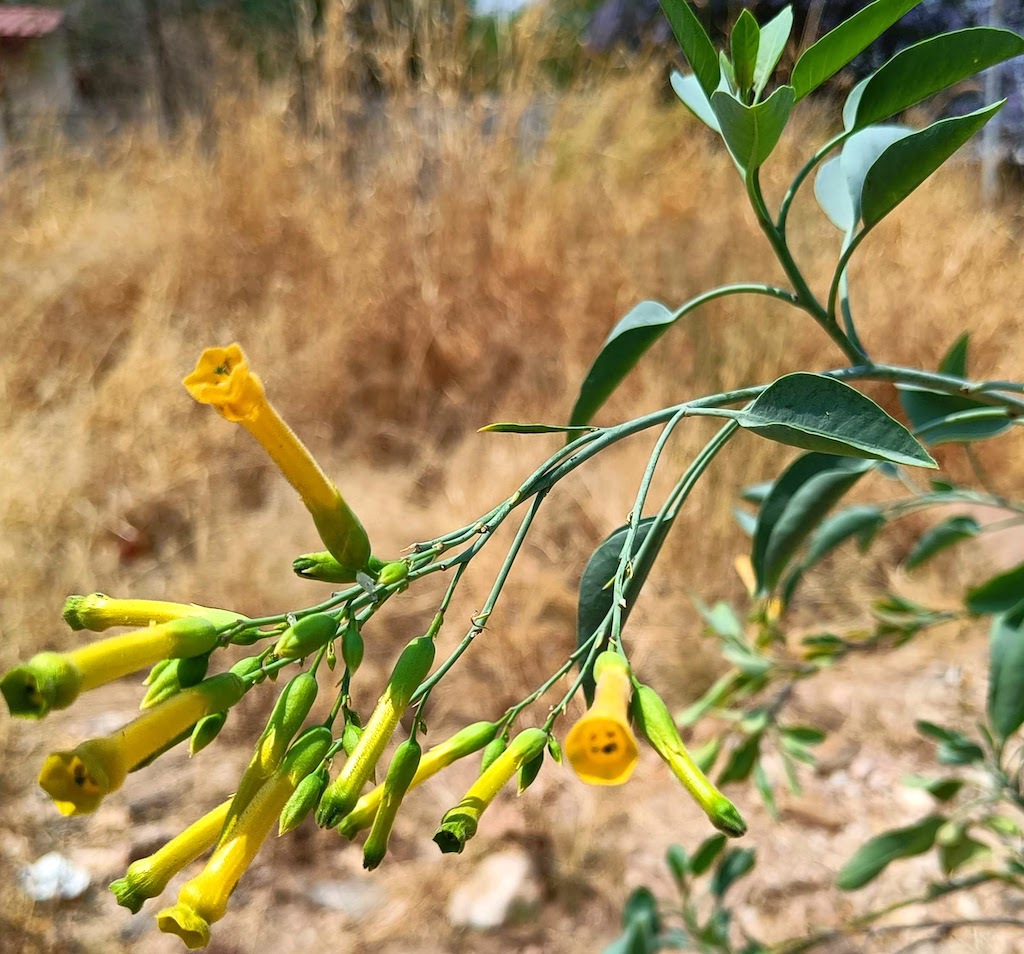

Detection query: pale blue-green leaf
xmin=938 ymin=332 xmax=970 ymax=378
xmin=905 ymin=515 xmax=980 ymax=571
xmin=659 ymin=0 xmax=720 ymax=98
xmin=843 ymin=76 xmax=869 ymax=129
xmin=791 ymin=0 xmax=925 ymax=100
xmin=711 ymin=85 xmax=795 ymax=172
xmin=898 ymin=385 xmax=1012 ymax=445
xmin=837 ymin=815 xmax=944 ymax=890
xmin=849 ymin=29 xmax=1024 ymax=131
xmin=841 ymin=125 xmax=912 ymax=222
xmin=671 ymin=70 xmax=720 ymax=131
xmin=814 ymin=155 xmax=855 ymax=231
xmin=861 ymin=102 xmax=1004 ymax=228
xmin=730 ymin=373 xmax=936 ymax=468
xmin=753 ymin=5 xmax=793 ymax=97
xmin=988 ymin=600 xmax=1024 ymax=740
xmin=734 ymin=507 xmax=758 ymax=537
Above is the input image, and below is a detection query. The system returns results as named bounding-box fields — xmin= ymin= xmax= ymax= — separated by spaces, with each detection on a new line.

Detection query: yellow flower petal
xmin=182 ymin=344 xmax=266 ymax=423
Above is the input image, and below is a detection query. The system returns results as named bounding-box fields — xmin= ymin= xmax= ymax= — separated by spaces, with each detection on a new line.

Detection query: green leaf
xmin=905 ymin=516 xmax=980 ymax=571
xmin=860 ymin=102 xmax=1005 ymax=229
xmin=711 ymin=85 xmax=795 ymax=172
xmin=740 ymin=481 xmax=774 ymax=504
xmin=694 ymin=598 xmax=744 ymax=641
xmin=479 ymin=422 xmax=597 ymax=435
xmin=569 ymin=300 xmax=674 ymax=428
xmin=840 ymin=125 xmax=913 ymax=223
xmin=939 ymin=828 xmax=990 ymax=876
xmin=670 ymin=70 xmax=720 ymax=131
xmin=847 ymin=29 xmax=1024 ymax=131
xmin=717 ymin=733 xmax=762 ymax=785
xmin=577 ymin=518 xmax=671 ymax=703
xmin=783 ymin=725 xmax=826 ymax=746
xmin=729 ymin=373 xmax=936 ymax=468
xmin=967 ymin=563 xmax=1024 ymax=616
xmin=803 ymin=504 xmax=886 ymax=569
xmin=690 ymin=833 xmax=728 ymax=876
xmin=753 ymin=454 xmax=874 ymax=593
xmin=730 ymin=9 xmax=761 ymax=94
xmin=791 ymin=0 xmax=925 ymax=100
xmin=711 ymin=847 xmax=756 ymax=898
xmin=988 ymin=600 xmax=1024 ymax=740
xmin=897 ymin=385 xmax=1012 ymax=445
xmin=915 ymin=720 xmax=984 ymax=765
xmin=659 ymin=0 xmax=720 ymax=99
xmin=666 ymin=844 xmax=689 ymax=884
xmin=753 ymin=759 xmax=778 ymax=819
xmin=903 ymin=775 xmax=965 ymax=803
xmin=753 ymin=5 xmax=793 ymax=97
xmin=938 ymin=332 xmax=970 ymax=378
xmin=734 ymin=507 xmax=758 ymax=537
xmin=837 ymin=815 xmax=944 ymax=890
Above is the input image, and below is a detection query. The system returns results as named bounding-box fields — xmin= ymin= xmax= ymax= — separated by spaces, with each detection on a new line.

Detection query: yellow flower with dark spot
xmin=38 ymin=673 xmax=245 ymax=815
xmin=565 ymin=651 xmax=639 ymax=786
xmin=183 ymin=344 xmax=370 ymax=576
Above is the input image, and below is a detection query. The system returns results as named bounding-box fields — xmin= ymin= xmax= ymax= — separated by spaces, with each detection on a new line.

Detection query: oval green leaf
xmin=659 ymin=0 xmax=720 ymax=99
xmin=753 ymin=5 xmax=793 ymax=97
xmin=814 ymin=155 xmax=855 ymax=231
xmin=848 ymin=28 xmax=1024 ymax=131
xmin=966 ymin=562 xmax=1024 ymax=617
xmin=730 ymin=9 xmax=761 ymax=94
xmin=791 ymin=0 xmax=925 ymax=101
xmin=905 ymin=515 xmax=980 ymax=571
xmin=861 ymin=102 xmax=1005 ymax=229
xmin=837 ymin=815 xmax=945 ymax=890
xmin=988 ymin=599 xmax=1024 ymax=740
xmin=690 ymin=833 xmax=728 ymax=876
xmin=897 ymin=385 xmax=1012 ymax=445
xmin=711 ymin=85 xmax=795 ymax=172
xmin=711 ymin=847 xmax=757 ymax=898
xmin=731 ymin=373 xmax=936 ymax=468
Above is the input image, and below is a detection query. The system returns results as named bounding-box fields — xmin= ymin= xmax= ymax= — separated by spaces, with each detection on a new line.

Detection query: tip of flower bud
xmin=1 ymin=653 xmax=82 ymax=719
xmin=709 ymin=796 xmax=748 ymax=838
xmin=109 ymin=874 xmax=147 ymax=914
xmin=157 ymin=902 xmax=212 ymax=949
xmin=61 ymin=594 xmax=93 ymax=631
xmin=433 ymin=811 xmax=478 ymax=855
xmin=292 ymin=551 xmax=356 ymax=584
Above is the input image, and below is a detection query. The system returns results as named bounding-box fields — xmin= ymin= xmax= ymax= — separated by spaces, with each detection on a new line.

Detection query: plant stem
xmin=777 ymin=129 xmax=852 ymax=234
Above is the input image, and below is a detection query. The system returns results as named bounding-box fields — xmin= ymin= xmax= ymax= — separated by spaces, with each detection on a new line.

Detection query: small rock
xmin=307 ymin=879 xmax=386 ymax=919
xmin=18 ymin=852 xmax=91 ymax=902
xmin=447 ymin=848 xmax=541 ymax=930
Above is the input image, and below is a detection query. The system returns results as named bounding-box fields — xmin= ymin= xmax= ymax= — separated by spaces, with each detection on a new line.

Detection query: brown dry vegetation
xmin=2 ymin=59 xmax=1024 ymax=954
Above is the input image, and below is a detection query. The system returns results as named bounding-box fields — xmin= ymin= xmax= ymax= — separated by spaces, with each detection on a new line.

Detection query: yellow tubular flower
xmin=337 ymin=721 xmax=499 ymax=839
xmin=110 ymin=799 xmax=232 ymax=913
xmin=62 ymin=593 xmax=244 ymax=632
xmin=38 ymin=673 xmax=245 ymax=816
xmin=157 ymin=727 xmax=331 ymax=950
xmin=1 ymin=617 xmax=220 ymax=719
xmin=564 ymin=651 xmax=639 ymax=786
xmin=183 ymin=344 xmax=370 ymax=575
xmin=433 ymin=728 xmax=547 ymax=855
xmin=632 ymin=683 xmax=747 ymax=838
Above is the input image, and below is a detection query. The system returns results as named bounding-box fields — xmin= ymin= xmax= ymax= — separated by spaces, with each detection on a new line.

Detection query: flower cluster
xmin=1 ymin=344 xmax=746 ymax=949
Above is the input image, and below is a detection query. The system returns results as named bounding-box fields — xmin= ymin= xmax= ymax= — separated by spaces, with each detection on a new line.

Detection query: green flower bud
xmin=362 ymin=737 xmax=422 ymax=870
xmin=1 ymin=652 xmax=82 ymax=719
xmin=375 ymin=561 xmax=409 ymax=587
xmin=316 ymin=635 xmax=435 ymax=827
xmin=480 ymin=735 xmax=508 ymax=772
xmin=141 ymin=655 xmax=210 ymax=710
xmin=632 ymin=684 xmax=747 ymax=838
xmin=433 ymin=728 xmax=547 ymax=855
xmin=279 ymin=767 xmax=329 ymax=836
xmin=229 ymin=656 xmax=266 ymax=681
xmin=292 ymin=551 xmax=355 ymax=584
xmin=190 ymin=712 xmax=228 ymax=756
xmin=273 ymin=614 xmax=338 ymax=660
xmin=342 ymin=717 xmax=363 ymax=757
xmin=341 ymin=620 xmax=364 ymax=674
xmin=517 ymin=750 xmax=544 ymax=795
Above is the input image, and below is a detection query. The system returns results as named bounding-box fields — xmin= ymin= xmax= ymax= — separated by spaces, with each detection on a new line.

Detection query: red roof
xmin=0 ymin=6 xmax=64 ymax=39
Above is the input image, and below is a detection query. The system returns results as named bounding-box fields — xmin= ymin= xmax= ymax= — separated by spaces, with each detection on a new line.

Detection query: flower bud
xmin=341 ymin=619 xmax=364 ymax=674
xmin=433 ymin=728 xmax=547 ymax=855
xmin=338 ymin=721 xmax=499 ymax=839
xmin=189 ymin=712 xmax=228 ymax=757
xmin=362 ymin=737 xmax=421 ymax=870
xmin=293 ymin=551 xmax=357 ymax=583
xmin=142 ymin=654 xmax=211 ymax=710
xmin=480 ymin=735 xmax=508 ymax=772
xmin=316 ymin=635 xmax=435 ymax=827
xmin=375 ymin=561 xmax=409 ymax=587
xmin=278 ymin=767 xmax=329 ymax=836
xmin=62 ymin=593 xmax=242 ymax=632
xmin=632 ymin=684 xmax=747 ymax=838
xmin=273 ymin=614 xmax=338 ymax=660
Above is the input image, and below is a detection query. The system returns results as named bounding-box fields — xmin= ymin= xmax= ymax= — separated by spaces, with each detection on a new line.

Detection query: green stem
xmin=777 ymin=130 xmax=853 ymax=235
xmin=827 ymin=228 xmax=869 ymax=321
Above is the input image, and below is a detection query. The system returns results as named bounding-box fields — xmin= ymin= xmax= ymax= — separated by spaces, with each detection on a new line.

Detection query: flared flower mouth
xmin=565 ymin=712 xmax=639 ymax=785
xmin=156 ymin=902 xmax=211 ymax=950
xmin=182 ymin=344 xmax=266 ymax=423
xmin=38 ymin=743 xmax=125 ymax=815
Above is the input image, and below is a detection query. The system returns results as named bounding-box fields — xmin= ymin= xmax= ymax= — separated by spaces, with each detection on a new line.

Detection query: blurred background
xmin=2 ymin=1 xmax=1024 ymax=952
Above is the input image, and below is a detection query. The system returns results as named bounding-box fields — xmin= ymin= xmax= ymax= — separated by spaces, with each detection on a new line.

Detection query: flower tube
xmin=37 ymin=673 xmax=245 ymax=816
xmin=564 ymin=651 xmax=639 ymax=786
xmin=183 ymin=344 xmax=370 ymax=577
xmin=157 ymin=726 xmax=331 ymax=949
xmin=62 ymin=593 xmax=243 ymax=632
xmin=2 ymin=617 xmax=220 ymax=719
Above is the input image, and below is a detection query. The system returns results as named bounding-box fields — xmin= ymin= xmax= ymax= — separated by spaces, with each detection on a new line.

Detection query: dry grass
xmin=2 ymin=59 xmax=1024 ymax=953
